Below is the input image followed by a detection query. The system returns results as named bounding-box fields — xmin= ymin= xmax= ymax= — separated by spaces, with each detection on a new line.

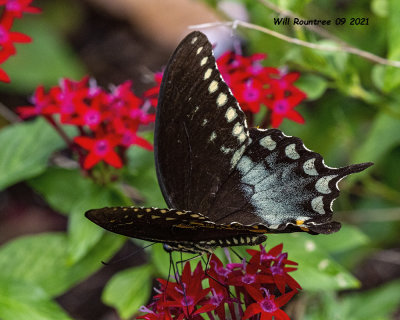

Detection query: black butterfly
xmin=85 ymin=31 xmax=372 ymax=254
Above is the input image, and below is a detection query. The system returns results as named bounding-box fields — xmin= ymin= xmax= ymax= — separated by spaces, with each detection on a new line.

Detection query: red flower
xmin=0 ymin=0 xmax=41 ymax=19
xmin=155 ymin=262 xmax=210 ymax=319
xmin=143 ymin=72 xmax=163 ymax=108
xmin=74 ymin=134 xmax=122 ymax=169
xmin=0 ymin=24 xmax=31 ymax=54
xmin=247 ymin=244 xmax=301 ymax=294
xmin=243 ymin=286 xmax=297 ymax=320
xmin=17 ymin=85 xmax=59 ymax=118
xmin=217 ymin=50 xmax=306 ymax=128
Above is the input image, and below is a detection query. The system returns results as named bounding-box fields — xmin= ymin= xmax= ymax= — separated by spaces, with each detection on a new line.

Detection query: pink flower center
xmin=6 ymin=1 xmax=21 ymax=12
xmin=241 ymin=274 xmax=255 ymax=284
xmin=273 ymin=100 xmax=289 ymax=114
xmin=216 ymin=266 xmax=230 ymax=278
xmin=121 ymin=132 xmax=134 ymax=146
xmin=271 ymin=253 xmax=287 ymax=275
xmin=84 ymin=110 xmax=100 ymax=126
xmin=260 ymin=298 xmax=278 ymax=313
xmin=210 ymin=293 xmax=224 ymax=306
xmin=181 ymin=295 xmax=194 ymax=307
xmin=0 ymin=27 xmax=10 ymax=44
xmin=243 ymin=83 xmax=260 ymax=102
xmin=94 ymin=139 xmax=110 ymax=156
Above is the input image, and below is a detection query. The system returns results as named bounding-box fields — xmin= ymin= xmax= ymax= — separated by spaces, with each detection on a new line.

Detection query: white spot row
xmin=259 ymin=135 xmax=276 ymax=151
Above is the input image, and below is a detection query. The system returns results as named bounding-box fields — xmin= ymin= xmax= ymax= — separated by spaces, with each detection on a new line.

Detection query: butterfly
xmin=85 ymin=31 xmax=372 ymax=254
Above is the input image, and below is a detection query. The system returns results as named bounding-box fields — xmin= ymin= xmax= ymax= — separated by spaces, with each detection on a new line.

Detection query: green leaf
xmin=344 ymin=279 xmax=400 ymax=319
xmin=67 ymin=184 xmax=129 ymax=263
xmin=266 ymin=234 xmax=360 ymax=290
xmin=103 ymin=265 xmax=153 ymax=319
xmin=351 ymin=111 xmax=400 ymax=167
xmin=0 ymin=276 xmax=73 ymax=320
xmin=0 ymin=17 xmax=85 ymax=94
xmin=126 ymin=142 xmax=166 ymax=208
xmin=295 ymin=74 xmax=328 ymax=101
xmin=0 ymin=118 xmax=65 ymax=190
xmin=30 ymin=167 xmax=130 ymax=263
xmin=29 ymin=167 xmax=96 ymax=215
xmin=381 ymin=0 xmax=400 ymax=92
xmin=371 ymin=0 xmax=388 ymax=17
xmin=0 ymin=232 xmax=124 ymax=297
xmin=313 ymin=225 xmax=369 ymax=253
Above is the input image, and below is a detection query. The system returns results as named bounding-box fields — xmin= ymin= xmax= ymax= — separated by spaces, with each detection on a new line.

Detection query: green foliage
xmin=0 ymin=118 xmax=66 ymax=190
xmin=103 ymin=265 xmax=153 ymax=319
xmin=0 ymin=277 xmax=73 ymax=320
xmin=305 ymin=280 xmax=400 ymax=320
xmin=0 ymin=232 xmax=123 ymax=297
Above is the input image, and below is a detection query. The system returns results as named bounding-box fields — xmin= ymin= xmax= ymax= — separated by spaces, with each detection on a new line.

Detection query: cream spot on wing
xmin=202 ymin=119 xmax=208 ymax=126
xmin=208 ymin=80 xmax=218 ymax=93
xmin=311 ymin=196 xmax=325 ymax=214
xmin=316 ymin=175 xmax=337 ymax=194
xmin=221 ymin=146 xmax=233 ymax=154
xmin=238 ymin=132 xmax=247 ymax=143
xmin=259 ymin=135 xmax=276 ymax=150
xmin=204 ymin=68 xmax=212 ymax=80
xmin=285 ymin=144 xmax=300 ymax=159
xmin=225 ymin=107 xmax=237 ymax=122
xmin=196 ymin=46 xmax=203 ymax=54
xmin=303 ymin=158 xmax=318 ymax=176
xmin=191 ymin=37 xmax=198 ymax=44
xmin=231 ymin=144 xmax=246 ymax=168
xmin=200 ymin=56 xmax=208 ymax=66
xmin=216 ymin=92 xmax=227 ymax=106
xmin=232 ymin=122 xmax=244 ymax=136
xmin=209 ymin=131 xmax=217 ymax=142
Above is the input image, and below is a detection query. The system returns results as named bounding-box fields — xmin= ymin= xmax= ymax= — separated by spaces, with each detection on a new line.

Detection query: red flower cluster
xmin=138 ymin=244 xmax=300 ymax=320
xmin=17 ymin=76 xmax=156 ymax=170
xmin=216 ymin=52 xmax=306 ymax=128
xmin=0 ymin=0 xmax=40 ymax=82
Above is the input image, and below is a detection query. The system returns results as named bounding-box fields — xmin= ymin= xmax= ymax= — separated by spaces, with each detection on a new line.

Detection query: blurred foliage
xmin=0 ymin=0 xmax=399 ymax=319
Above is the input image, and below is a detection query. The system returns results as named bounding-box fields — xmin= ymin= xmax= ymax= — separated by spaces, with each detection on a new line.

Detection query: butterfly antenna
xmin=101 ymin=242 xmax=156 ymax=266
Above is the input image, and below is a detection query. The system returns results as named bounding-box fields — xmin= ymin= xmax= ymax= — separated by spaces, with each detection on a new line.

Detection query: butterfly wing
xmin=155 ymin=31 xmax=251 ymax=213
xmin=206 ymin=128 xmax=372 ymax=233
xmin=85 ymin=207 xmax=267 ymax=250
xmin=155 ymin=31 xmax=372 ymax=234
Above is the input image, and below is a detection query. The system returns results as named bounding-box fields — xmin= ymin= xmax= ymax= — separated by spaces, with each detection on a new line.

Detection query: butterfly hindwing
xmin=206 ymin=128 xmax=372 ymax=233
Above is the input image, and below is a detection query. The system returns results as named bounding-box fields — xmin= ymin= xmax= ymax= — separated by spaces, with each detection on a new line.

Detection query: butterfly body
xmin=85 ymin=31 xmax=372 ymax=253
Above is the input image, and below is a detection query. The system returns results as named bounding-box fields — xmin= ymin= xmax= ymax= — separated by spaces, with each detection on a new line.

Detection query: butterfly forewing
xmin=155 ymin=31 xmax=250 ymax=214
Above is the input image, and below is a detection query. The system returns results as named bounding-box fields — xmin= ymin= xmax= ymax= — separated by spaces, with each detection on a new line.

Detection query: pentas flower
xmin=216 ymin=51 xmax=306 ymax=128
xmin=139 ymin=244 xmax=300 ymax=319
xmin=17 ymin=76 xmax=157 ymax=173
xmin=0 ymin=0 xmax=40 ymax=82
